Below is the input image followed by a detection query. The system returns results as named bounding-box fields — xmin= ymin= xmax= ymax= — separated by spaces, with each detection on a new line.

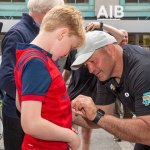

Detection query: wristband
xmin=92 ymin=109 xmax=105 ymax=124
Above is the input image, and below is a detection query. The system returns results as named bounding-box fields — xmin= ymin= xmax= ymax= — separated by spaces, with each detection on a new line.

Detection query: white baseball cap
xmin=71 ymin=31 xmax=117 ymax=70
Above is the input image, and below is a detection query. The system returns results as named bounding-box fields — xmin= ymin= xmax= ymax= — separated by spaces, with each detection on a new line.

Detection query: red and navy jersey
xmin=14 ymin=43 xmax=72 ymax=150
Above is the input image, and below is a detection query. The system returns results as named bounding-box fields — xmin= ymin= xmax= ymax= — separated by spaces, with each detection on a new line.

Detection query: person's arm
xmin=0 ymin=31 xmax=20 ymax=98
xmin=62 ymin=69 xmax=71 ymax=82
xmin=86 ymin=22 xmax=124 ymax=44
xmin=21 ymin=101 xmax=80 ymax=149
xmin=72 ymin=97 xmax=114 ymax=129
xmin=72 ymin=109 xmax=99 ymax=129
xmin=97 ymin=114 xmax=150 ymax=146
xmin=72 ymin=95 xmax=150 ymax=146
xmin=72 ymin=81 xmax=115 ymax=129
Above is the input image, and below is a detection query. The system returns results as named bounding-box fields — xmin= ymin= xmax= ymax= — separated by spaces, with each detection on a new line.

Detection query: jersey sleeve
xmin=21 ymin=58 xmax=52 ymax=101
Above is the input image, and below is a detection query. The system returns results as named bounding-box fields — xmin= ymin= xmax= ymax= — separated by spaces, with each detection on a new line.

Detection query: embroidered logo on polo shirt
xmin=110 ymin=84 xmax=116 ymax=91
xmin=142 ymin=92 xmax=150 ymax=106
xmin=125 ymin=92 xmax=129 ymax=97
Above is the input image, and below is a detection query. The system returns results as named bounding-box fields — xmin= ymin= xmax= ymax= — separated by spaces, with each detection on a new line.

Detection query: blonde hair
xmin=27 ymin=0 xmax=64 ymax=13
xmin=40 ymin=5 xmax=85 ymax=47
xmin=120 ymin=29 xmax=128 ymax=37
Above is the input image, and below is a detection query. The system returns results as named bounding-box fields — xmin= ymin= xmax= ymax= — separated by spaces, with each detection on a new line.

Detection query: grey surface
xmin=78 ymin=128 xmax=134 ymax=150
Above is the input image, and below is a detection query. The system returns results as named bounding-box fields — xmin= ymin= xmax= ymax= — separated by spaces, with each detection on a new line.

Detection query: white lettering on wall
xmin=97 ymin=5 xmax=124 ymax=19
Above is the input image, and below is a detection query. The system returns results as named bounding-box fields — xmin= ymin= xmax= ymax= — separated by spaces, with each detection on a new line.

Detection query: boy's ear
xmin=57 ymin=28 xmax=69 ymax=41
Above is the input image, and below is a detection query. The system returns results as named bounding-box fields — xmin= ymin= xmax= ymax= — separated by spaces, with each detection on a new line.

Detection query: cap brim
xmin=71 ymin=52 xmax=94 ymax=70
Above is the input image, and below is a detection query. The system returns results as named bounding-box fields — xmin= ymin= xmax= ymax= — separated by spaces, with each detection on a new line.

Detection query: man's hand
xmin=72 ymin=95 xmax=97 ymax=121
xmin=85 ymin=22 xmax=100 ymax=31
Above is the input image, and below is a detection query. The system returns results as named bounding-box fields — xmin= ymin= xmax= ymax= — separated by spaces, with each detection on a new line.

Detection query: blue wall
xmin=0 ymin=0 xmax=150 ymax=18
xmin=0 ymin=0 xmax=95 ymax=18
xmin=120 ymin=0 xmax=150 ymax=17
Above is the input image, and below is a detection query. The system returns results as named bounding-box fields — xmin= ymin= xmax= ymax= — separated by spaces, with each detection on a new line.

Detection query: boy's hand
xmin=68 ymin=130 xmax=80 ymax=150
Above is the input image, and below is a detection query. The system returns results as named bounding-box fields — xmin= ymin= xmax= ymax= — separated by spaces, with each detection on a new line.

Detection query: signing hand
xmin=72 ymin=95 xmax=97 ymax=121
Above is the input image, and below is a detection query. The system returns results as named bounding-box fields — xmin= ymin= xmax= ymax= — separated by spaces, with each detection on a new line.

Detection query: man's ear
xmin=107 ymin=44 xmax=116 ymax=58
xmin=57 ymin=28 xmax=69 ymax=41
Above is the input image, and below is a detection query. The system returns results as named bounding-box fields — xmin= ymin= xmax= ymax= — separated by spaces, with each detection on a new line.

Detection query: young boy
xmin=14 ymin=5 xmax=85 ymax=150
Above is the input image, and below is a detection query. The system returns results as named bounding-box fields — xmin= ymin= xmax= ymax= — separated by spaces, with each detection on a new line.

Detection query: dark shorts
xmin=2 ymin=111 xmax=24 ymax=150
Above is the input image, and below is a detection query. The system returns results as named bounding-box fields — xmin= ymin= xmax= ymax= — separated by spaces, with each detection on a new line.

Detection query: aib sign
xmin=97 ymin=5 xmax=124 ymax=19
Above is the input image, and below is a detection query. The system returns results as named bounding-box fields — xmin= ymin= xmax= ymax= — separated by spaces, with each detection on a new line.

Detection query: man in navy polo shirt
xmin=72 ymin=31 xmax=150 ymax=150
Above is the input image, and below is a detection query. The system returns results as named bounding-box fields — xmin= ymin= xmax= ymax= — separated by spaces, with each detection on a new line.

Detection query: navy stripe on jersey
xmin=22 ymin=58 xmax=51 ymax=96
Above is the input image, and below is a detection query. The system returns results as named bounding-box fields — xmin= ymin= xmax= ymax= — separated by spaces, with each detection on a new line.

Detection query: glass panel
xmin=0 ymin=0 xmax=11 ymax=2
xmin=0 ymin=0 xmax=25 ymax=2
xmin=64 ymin=0 xmax=75 ymax=3
xmin=139 ymin=0 xmax=150 ymax=3
xmin=143 ymin=34 xmax=150 ymax=47
xmin=125 ymin=0 xmax=150 ymax=3
xmin=125 ymin=0 xmax=138 ymax=3
xmin=76 ymin=0 xmax=89 ymax=3
xmin=12 ymin=0 xmax=25 ymax=2
xmin=65 ymin=0 xmax=88 ymax=3
xmin=129 ymin=33 xmax=150 ymax=49
xmin=128 ymin=34 xmax=135 ymax=44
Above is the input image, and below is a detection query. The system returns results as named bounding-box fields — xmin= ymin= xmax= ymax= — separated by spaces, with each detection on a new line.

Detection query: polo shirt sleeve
xmin=64 ymin=50 xmax=77 ymax=71
xmin=95 ymin=80 xmax=116 ymax=105
xmin=131 ymin=66 xmax=150 ymax=116
xmin=21 ymin=58 xmax=52 ymax=101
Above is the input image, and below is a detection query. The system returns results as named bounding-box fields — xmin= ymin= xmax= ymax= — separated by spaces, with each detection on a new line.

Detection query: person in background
xmin=86 ymin=21 xmax=124 ymax=44
xmin=72 ymin=31 xmax=150 ymax=150
xmin=119 ymin=29 xmax=128 ymax=45
xmin=62 ymin=22 xmax=124 ymax=150
xmin=0 ymin=0 xmax=64 ymax=150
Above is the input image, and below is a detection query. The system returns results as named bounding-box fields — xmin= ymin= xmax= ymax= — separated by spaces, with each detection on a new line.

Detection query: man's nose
xmin=87 ymin=64 xmax=94 ymax=74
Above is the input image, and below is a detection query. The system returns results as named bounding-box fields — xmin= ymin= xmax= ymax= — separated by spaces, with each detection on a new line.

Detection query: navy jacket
xmin=0 ymin=13 xmax=39 ymax=118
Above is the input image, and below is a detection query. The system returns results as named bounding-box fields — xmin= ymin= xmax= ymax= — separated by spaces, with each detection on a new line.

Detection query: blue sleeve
xmin=0 ymin=24 xmax=38 ymax=99
xmin=22 ymin=58 xmax=52 ymax=96
xmin=0 ymin=30 xmax=23 ymax=98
